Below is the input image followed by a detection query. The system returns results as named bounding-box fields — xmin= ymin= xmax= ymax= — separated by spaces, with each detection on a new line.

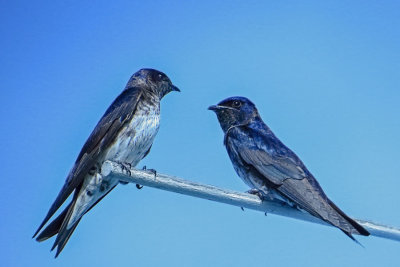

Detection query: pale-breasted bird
xmin=209 ymin=96 xmax=369 ymax=242
xmin=33 ymin=68 xmax=180 ymax=257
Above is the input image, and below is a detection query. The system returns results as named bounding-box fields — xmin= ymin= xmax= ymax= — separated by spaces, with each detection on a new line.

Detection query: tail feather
xmin=328 ymin=199 xmax=370 ymax=237
xmin=32 ymin=183 xmax=74 ymax=239
xmin=51 ymin=184 xmax=118 ymax=257
xmin=36 ymin=202 xmax=72 ymax=242
xmin=35 ymin=181 xmax=118 ymax=257
xmin=53 ymin=218 xmax=81 ymax=258
xmin=340 ymin=229 xmax=365 ymax=247
xmin=50 ymin=197 xmax=80 ymax=258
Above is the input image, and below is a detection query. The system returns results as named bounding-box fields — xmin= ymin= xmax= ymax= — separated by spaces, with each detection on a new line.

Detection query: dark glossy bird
xmin=209 ymin=96 xmax=369 ymax=242
xmin=33 ymin=68 xmax=180 ymax=257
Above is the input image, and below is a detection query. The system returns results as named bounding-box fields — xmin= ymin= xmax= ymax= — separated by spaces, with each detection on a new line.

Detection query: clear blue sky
xmin=1 ymin=1 xmax=399 ymax=266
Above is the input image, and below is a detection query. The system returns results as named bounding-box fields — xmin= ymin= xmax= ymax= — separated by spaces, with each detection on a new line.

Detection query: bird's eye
xmin=232 ymin=100 xmax=241 ymax=108
xmin=153 ymin=73 xmax=164 ymax=81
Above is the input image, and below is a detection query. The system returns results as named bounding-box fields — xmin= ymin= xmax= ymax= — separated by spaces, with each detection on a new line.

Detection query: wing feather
xmin=33 ymin=87 xmax=143 ymax=238
xmin=229 ymin=124 xmax=369 ymax=236
xmin=239 ymin=148 xmax=308 ymax=186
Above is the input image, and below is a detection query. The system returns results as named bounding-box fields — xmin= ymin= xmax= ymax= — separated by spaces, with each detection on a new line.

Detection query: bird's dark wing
xmin=33 ymin=87 xmax=144 ymax=238
xmin=232 ymin=125 xmax=369 ymax=237
xmin=238 ymin=141 xmax=331 ymax=218
xmin=238 ymin=148 xmax=308 ymax=185
xmin=233 ymin=125 xmax=328 ymax=209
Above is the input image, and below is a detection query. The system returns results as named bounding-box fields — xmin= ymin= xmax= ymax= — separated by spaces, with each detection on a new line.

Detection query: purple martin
xmin=209 ymin=96 xmax=369 ymax=242
xmin=33 ymin=68 xmax=180 ymax=257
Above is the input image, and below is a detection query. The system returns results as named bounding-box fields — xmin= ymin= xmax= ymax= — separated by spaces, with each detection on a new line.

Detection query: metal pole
xmin=101 ymin=160 xmax=400 ymax=242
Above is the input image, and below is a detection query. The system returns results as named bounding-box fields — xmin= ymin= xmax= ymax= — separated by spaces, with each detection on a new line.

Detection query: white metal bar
xmin=101 ymin=160 xmax=400 ymax=242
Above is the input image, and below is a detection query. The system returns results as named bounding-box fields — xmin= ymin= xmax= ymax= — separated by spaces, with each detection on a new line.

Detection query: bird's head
xmin=208 ymin=96 xmax=259 ymax=133
xmin=126 ymin=68 xmax=180 ymax=98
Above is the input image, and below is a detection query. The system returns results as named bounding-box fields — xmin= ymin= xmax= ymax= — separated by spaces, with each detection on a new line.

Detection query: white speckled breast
xmin=68 ymin=95 xmax=162 ymax=229
xmin=68 ymin=101 xmax=160 ymax=229
xmin=104 ymin=99 xmax=160 ymax=166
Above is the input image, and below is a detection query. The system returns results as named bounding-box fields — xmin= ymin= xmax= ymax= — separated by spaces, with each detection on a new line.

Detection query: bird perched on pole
xmin=33 ymin=68 xmax=180 ymax=257
xmin=209 ymin=96 xmax=369 ymax=242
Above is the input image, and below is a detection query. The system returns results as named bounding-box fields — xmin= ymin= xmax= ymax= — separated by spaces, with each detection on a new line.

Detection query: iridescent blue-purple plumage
xmin=209 ymin=96 xmax=369 ymax=242
xmin=33 ymin=68 xmax=179 ymax=257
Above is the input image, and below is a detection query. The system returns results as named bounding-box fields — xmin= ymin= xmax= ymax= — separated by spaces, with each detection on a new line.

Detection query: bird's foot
xmin=136 ymin=166 xmax=157 ymax=189
xmin=136 ymin=184 xmax=143 ymax=189
xmin=118 ymin=162 xmax=132 ymax=176
xmin=246 ymin=188 xmax=264 ymax=201
xmin=142 ymin=165 xmax=157 ymax=177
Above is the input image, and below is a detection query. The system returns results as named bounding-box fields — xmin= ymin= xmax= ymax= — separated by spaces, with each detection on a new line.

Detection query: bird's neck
xmin=223 ymin=122 xmax=249 ymax=146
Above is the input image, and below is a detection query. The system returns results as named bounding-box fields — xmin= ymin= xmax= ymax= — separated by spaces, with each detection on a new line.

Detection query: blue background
xmin=1 ymin=1 xmax=399 ymax=266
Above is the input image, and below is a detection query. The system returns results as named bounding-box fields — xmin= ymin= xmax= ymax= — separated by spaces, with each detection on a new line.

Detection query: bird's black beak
xmin=208 ymin=105 xmax=221 ymax=112
xmin=171 ymin=84 xmax=180 ymax=92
